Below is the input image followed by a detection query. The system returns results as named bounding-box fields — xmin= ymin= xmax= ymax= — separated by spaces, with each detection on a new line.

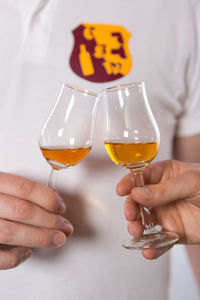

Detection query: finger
xmin=0 ymin=193 xmax=73 ymax=235
xmin=124 ymin=195 xmax=139 ymax=221
xmin=0 ymin=246 xmax=32 ymax=270
xmin=131 ymin=169 xmax=200 ymax=207
xmin=117 ymin=173 xmax=135 ymax=196
xmin=0 ymin=219 xmax=68 ymax=248
xmin=142 ymin=161 xmax=166 ymax=184
xmin=0 ymin=172 xmax=66 ymax=214
xmin=142 ymin=245 xmax=173 ymax=260
xmin=128 ymin=221 xmax=144 ymax=239
xmin=117 ymin=160 xmax=174 ymax=196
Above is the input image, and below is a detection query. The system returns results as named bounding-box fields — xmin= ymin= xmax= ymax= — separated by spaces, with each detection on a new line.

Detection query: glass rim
xmin=63 ymin=83 xmax=98 ymax=97
xmin=102 ymin=81 xmax=145 ymax=93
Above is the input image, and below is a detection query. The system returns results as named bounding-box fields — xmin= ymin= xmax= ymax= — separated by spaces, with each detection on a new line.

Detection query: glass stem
xmin=133 ymin=171 xmax=154 ymax=230
xmin=48 ymin=168 xmax=59 ymax=190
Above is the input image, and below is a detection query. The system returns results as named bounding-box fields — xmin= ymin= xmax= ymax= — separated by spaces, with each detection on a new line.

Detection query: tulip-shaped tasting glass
xmin=39 ymin=83 xmax=99 ymax=189
xmin=102 ymin=82 xmax=179 ymax=249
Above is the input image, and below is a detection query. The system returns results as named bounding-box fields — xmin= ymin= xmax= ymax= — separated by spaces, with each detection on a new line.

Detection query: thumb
xmin=130 ymin=169 xmax=200 ymax=207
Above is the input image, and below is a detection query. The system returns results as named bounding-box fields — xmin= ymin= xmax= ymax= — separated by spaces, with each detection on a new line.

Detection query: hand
xmin=0 ymin=172 xmax=73 ymax=269
xmin=117 ymin=160 xmax=200 ymax=260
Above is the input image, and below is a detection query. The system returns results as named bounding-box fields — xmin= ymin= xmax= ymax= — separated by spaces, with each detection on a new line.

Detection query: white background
xmin=170 ymin=246 xmax=199 ymax=300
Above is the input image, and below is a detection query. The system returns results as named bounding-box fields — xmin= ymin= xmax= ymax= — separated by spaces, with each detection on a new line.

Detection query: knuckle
xmin=158 ymin=183 xmax=167 ymax=197
xmin=49 ymin=216 xmax=60 ymax=229
xmin=16 ymin=179 xmax=35 ymax=199
xmin=0 ymin=221 xmax=12 ymax=243
xmin=15 ymin=202 xmax=31 ymax=221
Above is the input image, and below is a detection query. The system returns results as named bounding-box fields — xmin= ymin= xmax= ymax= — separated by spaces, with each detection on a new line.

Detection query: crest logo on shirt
xmin=70 ymin=24 xmax=132 ymax=83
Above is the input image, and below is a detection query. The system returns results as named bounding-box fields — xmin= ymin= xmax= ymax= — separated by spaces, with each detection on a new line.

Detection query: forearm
xmin=173 ymin=135 xmax=200 ymax=163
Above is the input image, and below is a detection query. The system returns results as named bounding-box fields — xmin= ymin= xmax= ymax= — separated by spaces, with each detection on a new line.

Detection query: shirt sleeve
xmin=176 ymin=1 xmax=200 ymax=137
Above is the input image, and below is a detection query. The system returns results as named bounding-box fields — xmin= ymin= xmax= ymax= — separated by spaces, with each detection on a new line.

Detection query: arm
xmin=173 ymin=134 xmax=200 ymax=291
xmin=173 ymin=135 xmax=200 ymax=163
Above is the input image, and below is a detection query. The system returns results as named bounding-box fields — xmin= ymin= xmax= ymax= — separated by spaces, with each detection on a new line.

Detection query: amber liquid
xmin=104 ymin=141 xmax=159 ymax=170
xmin=41 ymin=146 xmax=91 ymax=170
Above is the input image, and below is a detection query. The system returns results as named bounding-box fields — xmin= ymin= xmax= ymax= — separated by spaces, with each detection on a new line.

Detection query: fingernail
xmin=52 ymin=232 xmax=66 ymax=247
xmin=56 ymin=194 xmax=66 ymax=215
xmin=20 ymin=249 xmax=32 ymax=261
xmin=62 ymin=219 xmax=74 ymax=235
xmin=157 ymin=245 xmax=173 ymax=258
xmin=155 ymin=248 xmax=167 ymax=259
xmin=134 ymin=188 xmax=152 ymax=200
xmin=128 ymin=223 xmax=134 ymax=236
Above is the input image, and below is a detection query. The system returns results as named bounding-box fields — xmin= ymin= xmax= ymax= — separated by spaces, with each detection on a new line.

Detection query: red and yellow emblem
xmin=70 ymin=24 xmax=132 ymax=83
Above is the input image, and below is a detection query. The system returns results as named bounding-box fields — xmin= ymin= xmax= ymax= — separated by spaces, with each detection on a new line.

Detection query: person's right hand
xmin=0 ymin=172 xmax=73 ymax=270
xmin=116 ymin=160 xmax=200 ymax=259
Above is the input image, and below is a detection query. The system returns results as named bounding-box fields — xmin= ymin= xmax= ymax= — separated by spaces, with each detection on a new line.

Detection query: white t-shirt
xmin=0 ymin=1 xmax=200 ymax=299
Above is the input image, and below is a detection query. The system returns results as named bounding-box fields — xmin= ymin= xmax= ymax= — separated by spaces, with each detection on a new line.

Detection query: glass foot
xmin=122 ymin=226 xmax=179 ymax=250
